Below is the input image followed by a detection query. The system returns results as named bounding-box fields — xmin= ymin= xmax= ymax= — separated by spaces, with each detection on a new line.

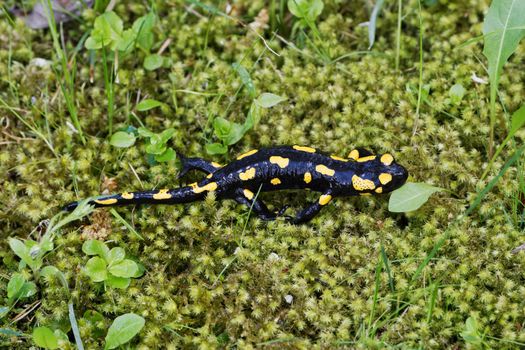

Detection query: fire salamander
xmin=64 ymin=146 xmax=408 ymax=223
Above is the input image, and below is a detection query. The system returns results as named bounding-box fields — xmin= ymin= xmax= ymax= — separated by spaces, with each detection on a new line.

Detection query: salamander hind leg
xmin=235 ymin=189 xmax=291 ymax=221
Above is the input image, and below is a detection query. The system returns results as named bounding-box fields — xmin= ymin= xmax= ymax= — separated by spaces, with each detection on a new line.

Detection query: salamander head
xmin=348 ymin=153 xmax=408 ymax=195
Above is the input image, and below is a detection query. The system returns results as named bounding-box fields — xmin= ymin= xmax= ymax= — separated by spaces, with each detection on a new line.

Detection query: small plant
xmin=104 ymin=313 xmax=145 ymax=349
xmin=482 ymin=0 xmax=525 ymax=157
xmin=32 ymin=326 xmax=69 ymax=350
xmin=85 ymin=10 xmax=163 ymax=135
xmin=82 ymin=240 xmax=144 ymax=289
xmin=206 ymin=63 xmax=286 ymax=155
xmin=287 ymin=0 xmax=329 ymax=62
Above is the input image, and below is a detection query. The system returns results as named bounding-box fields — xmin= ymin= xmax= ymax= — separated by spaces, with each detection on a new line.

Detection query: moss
xmin=1 ymin=0 xmax=525 ymax=348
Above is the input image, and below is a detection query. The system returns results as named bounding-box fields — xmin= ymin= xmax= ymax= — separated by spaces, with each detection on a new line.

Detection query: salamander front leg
xmin=177 ymin=153 xmax=222 ymax=179
xmin=291 ymin=191 xmax=334 ymax=224
xmin=235 ymin=189 xmax=290 ymax=221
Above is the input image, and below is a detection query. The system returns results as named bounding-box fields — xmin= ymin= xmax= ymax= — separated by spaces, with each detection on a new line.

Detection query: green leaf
xmin=9 ymin=238 xmax=34 ymax=268
xmin=116 ymin=29 xmax=136 ymax=53
xmin=146 ymin=141 xmax=167 ymax=155
xmin=7 ymin=273 xmax=25 ymax=300
xmin=137 ymin=127 xmax=155 ymax=138
xmin=104 ymin=313 xmax=145 ymax=349
xmin=243 ymin=103 xmax=262 ymax=133
xmin=82 ymin=240 xmax=109 ymax=259
xmin=288 ymin=0 xmax=324 ymax=21
xmin=159 ymin=128 xmax=176 ymax=143
xmin=18 ymin=282 xmax=37 ymax=299
xmin=155 ymin=148 xmax=176 ymax=162
xmin=144 ymin=54 xmax=163 ymax=71
xmin=110 ymin=131 xmax=136 ymax=148
xmin=509 ymin=104 xmax=525 ymax=136
xmin=460 ymin=317 xmax=483 ymax=345
xmin=132 ymin=12 xmax=156 ymax=51
xmin=105 ymin=275 xmax=131 ymax=289
xmin=449 ymin=83 xmax=466 ymax=105
xmin=255 ymin=93 xmax=287 ymax=108
xmin=213 ymin=117 xmax=245 ymax=146
xmin=0 ymin=307 xmax=9 ymax=318
xmin=205 ymin=143 xmax=228 ymax=155
xmin=106 ymin=248 xmax=125 ymax=265
xmin=85 ymin=11 xmax=124 ymax=50
xmin=33 ymin=326 xmax=59 ymax=349
xmin=367 ymin=0 xmax=385 ymax=50
xmin=482 ymin=0 xmax=525 ymax=96
xmin=108 ymin=259 xmax=139 ymax=278
xmin=232 ymin=63 xmax=256 ymax=98
xmin=85 ymin=257 xmax=108 ymax=282
xmin=388 ymin=183 xmax=443 ymax=212
xmin=136 ymin=99 xmax=163 ymax=111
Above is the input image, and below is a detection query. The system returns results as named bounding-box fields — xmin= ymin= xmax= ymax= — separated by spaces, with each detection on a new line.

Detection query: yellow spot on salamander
xmin=330 ymin=155 xmax=348 ymax=162
xmin=379 ymin=173 xmax=393 ymax=185
xmin=352 ymin=175 xmax=376 ymax=191
xmin=153 ymin=189 xmax=172 ymax=200
xmin=192 ymin=182 xmax=218 ymax=193
xmin=237 ymin=149 xmax=258 ymax=160
xmin=206 ymin=173 xmax=213 ymax=179
xmin=380 ymin=153 xmax=394 ymax=166
xmin=357 ymin=155 xmax=376 ymax=162
xmin=315 ymin=164 xmax=335 ymax=176
xmin=348 ymin=149 xmax=359 ymax=160
xmin=95 ymin=198 xmax=118 ymax=205
xmin=239 ymin=167 xmax=256 ymax=180
xmin=121 ymin=192 xmax=134 ymax=199
xmin=211 ymin=162 xmax=222 ymax=168
xmin=270 ymin=178 xmax=281 ymax=185
xmin=269 ymin=156 xmax=289 ymax=168
xmin=243 ymin=189 xmax=254 ymax=200
xmin=319 ymin=194 xmax=332 ymax=205
xmin=375 ymin=187 xmax=383 ymax=194
xmin=304 ymin=172 xmax=312 ymax=184
xmin=293 ymin=145 xmax=316 ymax=153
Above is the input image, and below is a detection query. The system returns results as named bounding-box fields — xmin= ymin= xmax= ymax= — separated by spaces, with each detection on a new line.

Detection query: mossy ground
xmin=1 ymin=0 xmax=525 ymax=348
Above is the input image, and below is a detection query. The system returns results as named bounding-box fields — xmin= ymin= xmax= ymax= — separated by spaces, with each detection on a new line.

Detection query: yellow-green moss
xmin=1 ymin=0 xmax=525 ymax=348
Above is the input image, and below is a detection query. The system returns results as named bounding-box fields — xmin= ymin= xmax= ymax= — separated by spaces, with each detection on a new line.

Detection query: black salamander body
xmin=64 ymin=146 xmax=408 ymax=223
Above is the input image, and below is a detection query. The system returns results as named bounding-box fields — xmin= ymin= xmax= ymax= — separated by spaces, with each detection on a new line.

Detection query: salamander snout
xmin=386 ymin=162 xmax=408 ymax=191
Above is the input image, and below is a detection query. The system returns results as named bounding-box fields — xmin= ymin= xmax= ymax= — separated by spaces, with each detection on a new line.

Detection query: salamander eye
xmin=380 ymin=153 xmax=394 ymax=166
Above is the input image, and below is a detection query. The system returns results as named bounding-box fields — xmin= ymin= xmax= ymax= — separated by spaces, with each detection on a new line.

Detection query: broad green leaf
xmin=144 ymin=54 xmax=163 ymax=71
xmin=85 ymin=11 xmax=124 ymax=50
xmin=160 ymin=128 xmax=176 ymax=143
xmin=18 ymin=282 xmax=37 ymax=299
xmin=109 ymin=259 xmax=139 ymax=278
xmin=255 ymin=93 xmax=287 ymax=108
xmin=368 ymin=0 xmax=385 ymax=49
xmin=116 ymin=29 xmax=136 ymax=53
xmin=388 ymin=183 xmax=443 ymax=212
xmin=449 ymin=83 xmax=466 ymax=105
xmin=482 ymin=0 xmax=525 ymax=95
xmin=243 ymin=103 xmax=262 ymax=132
xmin=104 ymin=313 xmax=145 ymax=349
xmin=82 ymin=240 xmax=109 ymax=259
xmin=288 ymin=0 xmax=324 ymax=21
xmin=7 ymin=273 xmax=25 ymax=299
xmin=110 ymin=131 xmax=136 ymax=148
xmin=105 ymin=275 xmax=131 ymax=289
xmin=106 ymin=248 xmax=125 ymax=265
xmin=137 ymin=99 xmax=163 ymax=111
xmin=146 ymin=142 xmax=167 ymax=155
xmin=232 ymin=63 xmax=256 ymax=98
xmin=205 ymin=143 xmax=228 ymax=155
xmin=213 ymin=117 xmax=245 ymax=146
xmin=132 ymin=12 xmax=156 ymax=51
xmin=155 ymin=148 xmax=176 ymax=162
xmin=9 ymin=238 xmax=33 ymax=267
xmin=85 ymin=257 xmax=108 ymax=282
xmin=33 ymin=326 xmax=59 ymax=349
xmin=460 ymin=317 xmax=483 ymax=345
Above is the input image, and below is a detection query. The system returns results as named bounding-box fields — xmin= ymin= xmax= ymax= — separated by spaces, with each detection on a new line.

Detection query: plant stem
xmin=395 ymin=0 xmax=402 ymax=70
